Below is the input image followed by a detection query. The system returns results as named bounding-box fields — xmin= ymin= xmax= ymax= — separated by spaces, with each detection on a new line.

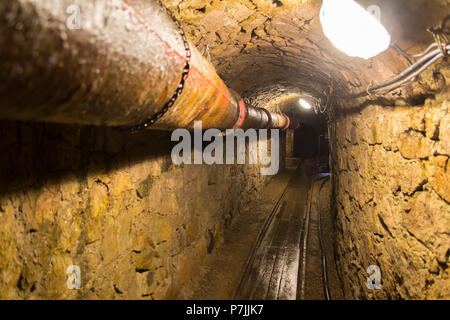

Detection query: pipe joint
xmin=283 ymin=115 xmax=291 ymax=130
xmin=234 ymin=99 xmax=248 ymax=129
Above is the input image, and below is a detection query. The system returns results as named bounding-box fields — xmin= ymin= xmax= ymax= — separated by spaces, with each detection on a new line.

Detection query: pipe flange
xmin=233 ymin=100 xmax=247 ymax=130
xmin=283 ymin=114 xmax=291 ymax=130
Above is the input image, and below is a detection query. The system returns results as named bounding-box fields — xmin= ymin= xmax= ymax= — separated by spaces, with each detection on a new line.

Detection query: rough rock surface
xmin=165 ymin=0 xmax=450 ymax=299
xmin=330 ymin=78 xmax=450 ymax=299
xmin=0 ymin=0 xmax=449 ymax=300
xmin=0 ymin=123 xmax=275 ymax=299
xmin=163 ymin=0 xmax=449 ymax=106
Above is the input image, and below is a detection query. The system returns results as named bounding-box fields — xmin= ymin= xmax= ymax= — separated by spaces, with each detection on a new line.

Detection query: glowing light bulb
xmin=320 ymin=0 xmax=391 ymax=59
xmin=299 ymin=98 xmax=312 ymax=110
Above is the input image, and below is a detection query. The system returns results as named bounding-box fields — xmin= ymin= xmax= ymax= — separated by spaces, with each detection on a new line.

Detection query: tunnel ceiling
xmin=163 ymin=0 xmax=449 ymax=110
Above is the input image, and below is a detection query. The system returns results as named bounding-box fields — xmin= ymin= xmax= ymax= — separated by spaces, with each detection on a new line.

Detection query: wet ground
xmin=190 ymin=160 xmax=343 ymax=300
xmin=300 ymin=174 xmax=344 ymax=300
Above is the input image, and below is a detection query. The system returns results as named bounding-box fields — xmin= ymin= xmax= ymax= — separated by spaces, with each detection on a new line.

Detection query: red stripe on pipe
xmin=234 ymin=100 xmax=247 ymax=129
xmin=284 ymin=115 xmax=291 ymax=130
xmin=122 ymin=0 xmax=230 ymax=105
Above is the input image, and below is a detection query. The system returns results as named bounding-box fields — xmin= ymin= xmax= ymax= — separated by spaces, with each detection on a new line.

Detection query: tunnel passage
xmin=293 ymin=125 xmax=320 ymax=159
xmin=0 ymin=0 xmax=449 ymax=300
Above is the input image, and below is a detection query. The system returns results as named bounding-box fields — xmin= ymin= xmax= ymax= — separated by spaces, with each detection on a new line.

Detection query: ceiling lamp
xmin=320 ymin=0 xmax=391 ymax=59
xmin=299 ymin=98 xmax=313 ymax=110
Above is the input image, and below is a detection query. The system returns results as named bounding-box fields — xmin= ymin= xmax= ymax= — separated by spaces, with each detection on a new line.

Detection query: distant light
xmin=299 ymin=98 xmax=312 ymax=110
xmin=320 ymin=0 xmax=391 ymax=59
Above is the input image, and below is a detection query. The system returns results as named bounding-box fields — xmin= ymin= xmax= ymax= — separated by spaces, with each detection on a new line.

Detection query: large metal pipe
xmin=0 ymin=0 xmax=293 ymax=131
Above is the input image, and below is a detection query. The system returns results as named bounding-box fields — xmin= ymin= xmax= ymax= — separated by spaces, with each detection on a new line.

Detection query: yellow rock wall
xmin=0 ymin=123 xmax=271 ymax=299
xmin=330 ymin=78 xmax=450 ymax=299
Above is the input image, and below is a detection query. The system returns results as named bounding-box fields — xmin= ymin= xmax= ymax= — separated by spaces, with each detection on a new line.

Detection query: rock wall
xmin=0 ymin=122 xmax=277 ymax=299
xmin=330 ymin=75 xmax=450 ymax=299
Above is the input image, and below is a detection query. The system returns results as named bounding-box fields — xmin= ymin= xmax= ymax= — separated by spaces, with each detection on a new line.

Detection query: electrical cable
xmin=409 ymin=43 xmax=439 ymax=58
xmin=392 ymin=44 xmax=413 ymax=65
xmin=348 ymin=44 xmax=449 ymax=99
xmin=378 ymin=51 xmax=445 ymax=94
xmin=393 ymin=43 xmax=438 ymax=60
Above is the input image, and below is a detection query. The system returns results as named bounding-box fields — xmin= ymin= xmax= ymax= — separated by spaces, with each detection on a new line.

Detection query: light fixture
xmin=299 ymin=98 xmax=312 ymax=110
xmin=320 ymin=0 xmax=391 ymax=59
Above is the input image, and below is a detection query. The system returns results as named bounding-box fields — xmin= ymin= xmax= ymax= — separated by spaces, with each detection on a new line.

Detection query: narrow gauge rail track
xmin=299 ymin=170 xmax=331 ymax=300
xmin=234 ymin=162 xmax=334 ymax=300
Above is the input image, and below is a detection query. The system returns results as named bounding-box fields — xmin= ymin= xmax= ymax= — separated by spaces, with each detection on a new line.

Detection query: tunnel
xmin=0 ymin=0 xmax=449 ymax=301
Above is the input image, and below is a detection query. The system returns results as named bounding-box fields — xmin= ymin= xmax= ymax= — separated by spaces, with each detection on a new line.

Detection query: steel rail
xmin=317 ymin=175 xmax=331 ymax=300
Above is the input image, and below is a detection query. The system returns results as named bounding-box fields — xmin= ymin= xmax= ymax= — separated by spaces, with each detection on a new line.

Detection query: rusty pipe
xmin=270 ymin=113 xmax=290 ymax=130
xmin=0 ymin=0 xmax=292 ymax=131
